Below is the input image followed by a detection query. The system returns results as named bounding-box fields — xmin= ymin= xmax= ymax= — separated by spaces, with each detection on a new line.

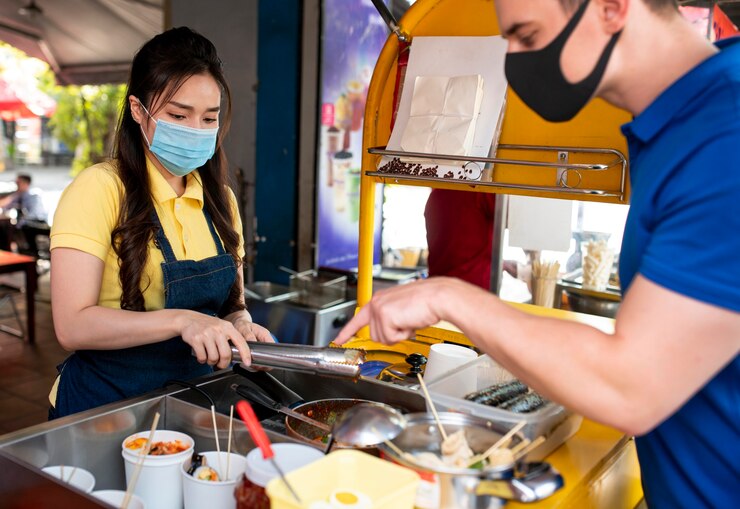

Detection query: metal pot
xmin=285 ymin=398 xmax=370 ymax=447
xmin=231 ymin=380 xmax=381 ymax=451
xmin=379 ymin=412 xmax=563 ymax=509
xmin=566 ymin=290 xmax=620 ymax=318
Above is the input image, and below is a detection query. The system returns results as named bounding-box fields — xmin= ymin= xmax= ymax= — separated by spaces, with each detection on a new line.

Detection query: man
xmin=0 ymin=174 xmax=48 ymax=252
xmin=336 ymin=1 xmax=740 ymax=507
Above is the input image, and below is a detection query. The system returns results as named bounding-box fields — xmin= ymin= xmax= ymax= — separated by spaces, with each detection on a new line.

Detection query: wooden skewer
xmin=66 ymin=466 xmax=78 ymax=484
xmin=513 ymin=436 xmax=546 ymax=461
xmin=121 ymin=412 xmax=160 ymax=509
xmin=467 ymin=420 xmax=526 ymax=467
xmin=416 ymin=373 xmax=448 ymax=441
xmin=210 ymin=405 xmax=224 ymax=478
xmin=226 ymin=404 xmax=234 ymax=481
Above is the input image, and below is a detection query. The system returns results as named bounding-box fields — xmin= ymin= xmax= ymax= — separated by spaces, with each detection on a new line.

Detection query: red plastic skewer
xmin=236 ymin=400 xmax=302 ymax=503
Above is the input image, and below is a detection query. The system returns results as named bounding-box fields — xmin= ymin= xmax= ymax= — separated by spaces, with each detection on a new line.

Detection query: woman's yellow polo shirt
xmin=50 ymin=158 xmax=245 ymax=311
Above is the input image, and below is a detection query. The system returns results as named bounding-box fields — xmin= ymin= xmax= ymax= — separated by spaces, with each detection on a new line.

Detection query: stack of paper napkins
xmin=400 ymin=74 xmax=485 ymax=156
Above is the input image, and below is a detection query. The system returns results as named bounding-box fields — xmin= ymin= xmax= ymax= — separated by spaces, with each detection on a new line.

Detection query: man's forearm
xmin=436 ymin=280 xmax=692 ymax=435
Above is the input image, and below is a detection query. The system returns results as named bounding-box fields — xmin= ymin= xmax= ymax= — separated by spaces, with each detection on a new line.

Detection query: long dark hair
xmin=111 ymin=26 xmax=244 ymax=315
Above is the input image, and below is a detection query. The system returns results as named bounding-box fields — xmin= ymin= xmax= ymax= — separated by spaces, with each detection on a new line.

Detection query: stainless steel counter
xmin=0 ymin=367 xmax=425 ymax=507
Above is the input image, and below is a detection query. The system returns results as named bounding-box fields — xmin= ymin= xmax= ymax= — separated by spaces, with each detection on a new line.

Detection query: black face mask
xmin=504 ymin=0 xmax=622 ymax=122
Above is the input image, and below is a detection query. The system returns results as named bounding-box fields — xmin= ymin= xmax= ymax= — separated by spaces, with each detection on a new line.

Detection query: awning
xmin=0 ymin=76 xmax=56 ymax=120
xmin=0 ymin=0 xmax=163 ymax=85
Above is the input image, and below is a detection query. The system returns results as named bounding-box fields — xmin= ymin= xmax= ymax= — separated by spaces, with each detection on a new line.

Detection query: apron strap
xmin=151 ymin=212 xmax=177 ymax=263
xmin=202 ymin=207 xmax=227 ymax=256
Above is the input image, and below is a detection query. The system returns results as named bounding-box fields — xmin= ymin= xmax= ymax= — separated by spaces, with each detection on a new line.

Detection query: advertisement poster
xmin=316 ymin=0 xmax=388 ymax=270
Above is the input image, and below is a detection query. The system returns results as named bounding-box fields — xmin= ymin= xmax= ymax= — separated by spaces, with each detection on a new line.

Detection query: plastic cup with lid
xmin=423 ymin=343 xmax=478 ymax=385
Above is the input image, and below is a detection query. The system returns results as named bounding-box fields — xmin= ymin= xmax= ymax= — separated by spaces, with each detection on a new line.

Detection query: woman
xmin=49 ymin=27 xmax=272 ymax=418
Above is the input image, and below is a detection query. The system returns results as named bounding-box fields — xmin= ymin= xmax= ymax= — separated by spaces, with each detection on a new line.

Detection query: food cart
xmin=0 ymin=1 xmax=643 ymax=507
xmin=343 ymin=0 xmax=643 ymax=507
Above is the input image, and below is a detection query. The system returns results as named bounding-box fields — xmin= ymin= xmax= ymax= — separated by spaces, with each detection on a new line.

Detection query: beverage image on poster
xmin=316 ymin=0 xmax=389 ymax=270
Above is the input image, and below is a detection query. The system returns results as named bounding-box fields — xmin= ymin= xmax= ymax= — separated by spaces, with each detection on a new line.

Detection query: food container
xmin=42 ymin=465 xmax=96 ymax=493
xmin=565 ymin=290 xmax=620 ymax=318
xmin=427 ymin=355 xmax=582 ymax=460
xmin=182 ymin=451 xmax=248 ymax=509
xmin=121 ymin=430 xmax=194 ymax=509
xmin=236 ymin=443 xmax=323 ymax=509
xmin=92 ymin=489 xmax=146 ymax=508
xmin=283 ymin=398 xmax=373 ymax=449
xmin=288 ymin=270 xmax=347 ymax=309
xmin=379 ymin=412 xmax=563 ymax=509
xmin=266 ymin=449 xmax=420 ymax=509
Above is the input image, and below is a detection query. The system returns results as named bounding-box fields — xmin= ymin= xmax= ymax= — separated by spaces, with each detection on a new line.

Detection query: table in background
xmin=0 ymin=250 xmax=37 ymax=343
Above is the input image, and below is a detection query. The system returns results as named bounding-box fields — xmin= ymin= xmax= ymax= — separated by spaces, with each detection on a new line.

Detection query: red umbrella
xmin=0 ymin=77 xmax=56 ymax=121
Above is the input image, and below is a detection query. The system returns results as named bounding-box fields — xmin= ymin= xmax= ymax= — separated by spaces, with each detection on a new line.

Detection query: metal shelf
xmin=366 ymin=144 xmax=628 ymax=200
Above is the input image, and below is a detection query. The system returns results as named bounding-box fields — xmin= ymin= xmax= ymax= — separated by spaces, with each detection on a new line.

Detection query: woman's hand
xmin=227 ymin=310 xmax=275 ymax=344
xmin=179 ymin=311 xmax=249 ymax=369
xmin=224 ymin=310 xmax=275 ymax=370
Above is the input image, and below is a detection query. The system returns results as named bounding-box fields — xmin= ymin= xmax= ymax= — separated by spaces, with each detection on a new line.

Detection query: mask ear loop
xmin=558 ymin=168 xmax=583 ymax=189
xmin=134 ymin=98 xmax=156 ymax=148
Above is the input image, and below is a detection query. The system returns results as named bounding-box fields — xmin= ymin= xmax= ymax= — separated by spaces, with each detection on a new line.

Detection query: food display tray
xmin=427 ymin=354 xmax=582 ymax=460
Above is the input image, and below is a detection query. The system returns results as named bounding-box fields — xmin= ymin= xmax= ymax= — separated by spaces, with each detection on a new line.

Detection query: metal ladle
xmin=330 ymin=402 xmax=408 ymax=448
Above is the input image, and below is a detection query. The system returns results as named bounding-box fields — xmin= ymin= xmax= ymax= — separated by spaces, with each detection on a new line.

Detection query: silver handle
xmin=475 ymin=462 xmax=564 ymax=503
xmin=233 ymin=343 xmax=363 ymax=379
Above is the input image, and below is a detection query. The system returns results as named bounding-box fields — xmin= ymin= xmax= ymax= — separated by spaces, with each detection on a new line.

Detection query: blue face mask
xmin=137 ymin=100 xmax=218 ymax=177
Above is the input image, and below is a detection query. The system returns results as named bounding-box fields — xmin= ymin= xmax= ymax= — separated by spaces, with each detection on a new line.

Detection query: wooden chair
xmin=0 ymin=283 xmax=25 ymax=338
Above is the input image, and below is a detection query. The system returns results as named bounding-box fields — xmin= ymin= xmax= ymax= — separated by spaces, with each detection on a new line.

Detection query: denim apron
xmin=52 ymin=208 xmax=237 ymax=418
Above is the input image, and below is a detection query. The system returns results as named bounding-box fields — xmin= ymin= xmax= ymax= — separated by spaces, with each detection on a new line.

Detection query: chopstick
xmin=58 ymin=464 xmax=79 ymax=484
xmin=121 ymin=412 xmax=160 ymax=509
xmin=509 ymin=438 xmax=531 ymax=457
xmin=467 ymin=420 xmax=525 ymax=468
xmin=416 ymin=373 xmax=448 ymax=441
xmin=226 ymin=405 xmax=234 ymax=481
xmin=210 ymin=405 xmax=224 ymax=478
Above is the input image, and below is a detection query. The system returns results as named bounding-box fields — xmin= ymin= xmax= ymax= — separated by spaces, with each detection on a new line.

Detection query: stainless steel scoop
xmin=331 ymin=402 xmax=408 ymax=448
xmin=232 ymin=342 xmax=365 ymax=379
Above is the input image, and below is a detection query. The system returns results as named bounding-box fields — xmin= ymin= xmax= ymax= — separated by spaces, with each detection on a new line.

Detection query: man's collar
xmin=622 ymin=36 xmax=740 ymax=144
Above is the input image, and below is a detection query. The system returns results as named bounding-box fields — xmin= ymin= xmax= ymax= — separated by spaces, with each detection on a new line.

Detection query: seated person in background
xmin=0 ymin=173 xmax=48 ymax=253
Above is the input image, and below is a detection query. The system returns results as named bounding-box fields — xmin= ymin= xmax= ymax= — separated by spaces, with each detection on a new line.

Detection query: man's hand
xmin=335 ymin=277 xmax=470 ymax=345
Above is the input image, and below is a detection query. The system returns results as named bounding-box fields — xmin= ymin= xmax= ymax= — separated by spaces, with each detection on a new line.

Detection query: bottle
xmin=235 ymin=443 xmax=322 ymax=509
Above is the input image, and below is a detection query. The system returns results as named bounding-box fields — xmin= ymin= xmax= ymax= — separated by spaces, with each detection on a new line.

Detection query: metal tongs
xmin=232 ymin=342 xmax=365 ymax=379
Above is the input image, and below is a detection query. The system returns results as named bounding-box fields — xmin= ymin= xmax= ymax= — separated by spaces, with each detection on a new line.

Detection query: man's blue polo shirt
xmin=620 ymin=37 xmax=740 ymax=508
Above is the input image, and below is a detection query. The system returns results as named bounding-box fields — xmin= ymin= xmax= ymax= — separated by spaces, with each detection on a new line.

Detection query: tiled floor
xmin=0 ymin=270 xmax=66 ymax=434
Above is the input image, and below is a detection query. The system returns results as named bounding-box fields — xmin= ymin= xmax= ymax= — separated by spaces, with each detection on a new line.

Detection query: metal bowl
xmin=378 ymin=412 xmax=563 ymax=508
xmin=566 ymin=291 xmax=620 ymax=318
xmin=379 ymin=412 xmax=521 ymax=477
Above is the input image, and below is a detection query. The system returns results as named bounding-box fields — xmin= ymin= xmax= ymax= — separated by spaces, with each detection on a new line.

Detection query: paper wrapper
xmin=400 ymin=74 xmax=484 ymax=158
